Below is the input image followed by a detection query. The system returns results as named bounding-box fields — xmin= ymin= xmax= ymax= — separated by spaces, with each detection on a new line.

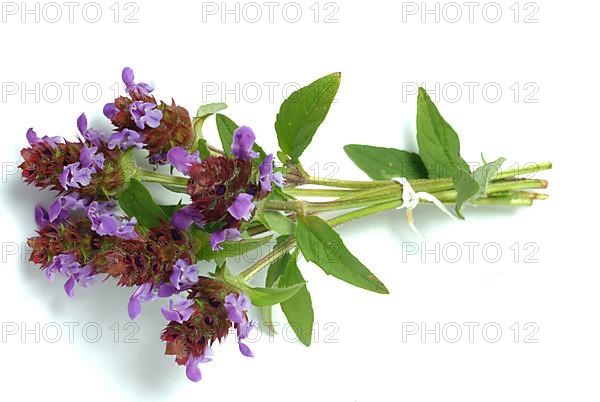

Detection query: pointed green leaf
xmin=195 ymin=232 xmax=273 ymax=263
xmin=275 ymin=73 xmax=341 ymax=162
xmin=215 ymin=113 xmax=238 ymax=155
xmin=118 ymin=179 xmax=168 ymax=228
xmin=344 ymin=144 xmax=428 ymax=180
xmin=296 ymin=216 xmax=388 ymax=294
xmin=258 ymin=210 xmax=295 ymax=235
xmin=454 ymin=158 xmax=506 ymax=218
xmin=454 ymin=169 xmax=480 ymax=219
xmin=279 ymin=251 xmax=314 ymax=346
xmin=417 ymin=87 xmax=470 ymax=178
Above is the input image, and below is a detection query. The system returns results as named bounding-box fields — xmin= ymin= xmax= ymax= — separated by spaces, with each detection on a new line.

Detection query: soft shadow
xmin=10 ymin=174 xmax=180 ymax=397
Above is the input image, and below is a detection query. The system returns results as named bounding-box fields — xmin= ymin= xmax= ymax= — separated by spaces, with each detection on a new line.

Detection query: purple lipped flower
xmin=149 ymin=151 xmax=168 ymax=164
xmin=171 ymin=204 xmax=204 ymax=231
xmin=128 ymin=282 xmax=157 ymax=320
xmin=130 ymin=101 xmax=162 ymax=129
xmin=159 ymin=259 xmax=200 ymax=297
xmin=209 ymin=228 xmax=241 ymax=251
xmin=161 ymin=297 xmax=195 ymax=324
xmin=227 ymin=193 xmax=255 ymax=221
xmin=103 ymin=102 xmax=119 ymax=119
xmin=87 ymin=201 xmax=139 ymax=240
xmin=225 ymin=292 xmax=255 ymax=357
xmin=77 ymin=113 xmax=104 ymax=147
xmin=46 ymin=253 xmax=78 ymax=281
xmin=108 ymin=128 xmax=145 ymax=150
xmin=231 ymin=126 xmax=259 ymax=161
xmin=26 ymin=128 xmax=62 ymax=148
xmin=237 ymin=319 xmax=256 ymax=357
xmin=185 ymin=349 xmax=212 ymax=382
xmin=59 ymin=162 xmax=94 ymax=190
xmin=35 ymin=206 xmax=50 ymax=228
xmin=166 ymin=147 xmax=200 ymax=175
xmin=46 ymin=253 xmax=96 ymax=297
xmin=48 ymin=193 xmax=90 ymax=223
xmin=80 ymin=145 xmax=105 ymax=171
xmin=64 ymin=264 xmax=96 ymax=298
xmin=224 ymin=293 xmax=251 ymax=324
xmin=259 ymin=154 xmax=284 ymax=194
xmin=122 ymin=67 xmax=154 ymax=98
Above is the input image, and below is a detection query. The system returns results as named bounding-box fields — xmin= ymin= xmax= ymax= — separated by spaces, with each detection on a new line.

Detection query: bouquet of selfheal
xmin=20 ymin=67 xmax=551 ymax=382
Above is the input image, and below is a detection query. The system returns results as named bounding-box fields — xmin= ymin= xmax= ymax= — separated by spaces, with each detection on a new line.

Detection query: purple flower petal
xmin=172 ymin=204 xmax=204 ymax=230
xmin=64 ymin=276 xmax=76 ymax=297
xmin=108 ymin=129 xmax=144 ymax=150
xmin=167 ymin=147 xmax=200 ymax=175
xmin=238 ymin=342 xmax=254 ymax=357
xmin=35 ymin=206 xmax=50 ymax=228
xmin=210 ymin=228 xmax=241 ymax=251
xmin=227 ymin=193 xmax=255 ymax=221
xmin=185 ymin=357 xmax=202 ymax=382
xmin=103 ymin=102 xmax=119 ymax=119
xmin=231 ymin=126 xmax=259 ymax=161
xmin=130 ymin=101 xmax=162 ymax=129
xmin=122 ymin=67 xmax=154 ymax=97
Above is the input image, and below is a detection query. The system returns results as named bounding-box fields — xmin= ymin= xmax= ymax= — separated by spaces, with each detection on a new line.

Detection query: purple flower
xmin=77 ymin=113 xmax=104 ymax=147
xmin=227 ymin=193 xmax=255 ymax=221
xmin=130 ymin=101 xmax=162 ymax=129
xmin=171 ymin=204 xmax=204 ymax=230
xmin=161 ymin=297 xmax=195 ymax=323
xmin=128 ymin=282 xmax=157 ymax=320
xmin=46 ymin=253 xmax=96 ymax=297
xmin=103 ymin=102 xmax=119 ymax=119
xmin=224 ymin=293 xmax=250 ymax=324
xmin=26 ymin=128 xmax=61 ymax=148
xmin=80 ymin=145 xmax=105 ymax=170
xmin=122 ymin=67 xmax=154 ymax=98
xmin=159 ymin=259 xmax=200 ymax=297
xmin=225 ymin=292 xmax=255 ymax=357
xmin=64 ymin=264 xmax=96 ymax=297
xmin=185 ymin=349 xmax=212 ymax=382
xmin=237 ymin=320 xmax=256 ymax=357
xmin=231 ymin=126 xmax=259 ymax=161
xmin=59 ymin=162 xmax=94 ymax=189
xmin=87 ymin=201 xmax=139 ymax=240
xmin=48 ymin=193 xmax=90 ymax=223
xmin=166 ymin=147 xmax=200 ymax=175
xmin=35 ymin=206 xmax=50 ymax=228
xmin=259 ymin=154 xmax=284 ymax=194
xmin=108 ymin=128 xmax=145 ymax=150
xmin=210 ymin=228 xmax=241 ymax=251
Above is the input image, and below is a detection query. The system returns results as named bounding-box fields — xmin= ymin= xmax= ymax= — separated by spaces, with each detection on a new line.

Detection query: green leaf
xmin=296 ymin=216 xmax=389 ymax=294
xmin=416 ymin=87 xmax=470 ymax=178
xmin=196 ymin=102 xmax=228 ymax=119
xmin=195 ymin=231 xmax=273 ymax=264
xmin=344 ymin=144 xmax=428 ymax=180
xmin=472 ymin=157 xmax=506 ymax=197
xmin=454 ymin=158 xmax=506 ymax=218
xmin=197 ymin=138 xmax=211 ymax=159
xmin=223 ymin=267 xmax=305 ymax=307
xmin=259 ymin=210 xmax=295 ymax=235
xmin=453 ymin=169 xmax=480 ymax=219
xmin=275 ymin=73 xmax=341 ymax=162
xmin=265 ymin=251 xmax=291 ymax=288
xmin=159 ymin=203 xmax=182 ymax=218
xmin=279 ymin=251 xmax=314 ymax=346
xmin=192 ymin=103 xmax=228 ymax=149
xmin=118 ymin=179 xmax=168 ymax=228
xmin=215 ymin=113 xmax=238 ymax=155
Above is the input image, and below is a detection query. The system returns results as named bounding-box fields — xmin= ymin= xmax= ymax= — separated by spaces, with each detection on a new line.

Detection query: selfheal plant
xmin=19 ymin=67 xmax=551 ymax=382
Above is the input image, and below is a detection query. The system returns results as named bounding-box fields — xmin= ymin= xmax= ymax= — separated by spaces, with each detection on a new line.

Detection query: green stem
xmin=137 ymin=169 xmax=188 ymax=186
xmin=284 ymin=188 xmax=361 ymax=198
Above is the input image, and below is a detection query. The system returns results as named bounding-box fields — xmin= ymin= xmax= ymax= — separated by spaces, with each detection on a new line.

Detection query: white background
xmin=1 ymin=0 xmax=598 ymax=401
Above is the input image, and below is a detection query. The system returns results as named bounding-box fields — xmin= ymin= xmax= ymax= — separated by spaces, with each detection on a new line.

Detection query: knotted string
xmin=392 ymin=177 xmax=458 ymax=239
